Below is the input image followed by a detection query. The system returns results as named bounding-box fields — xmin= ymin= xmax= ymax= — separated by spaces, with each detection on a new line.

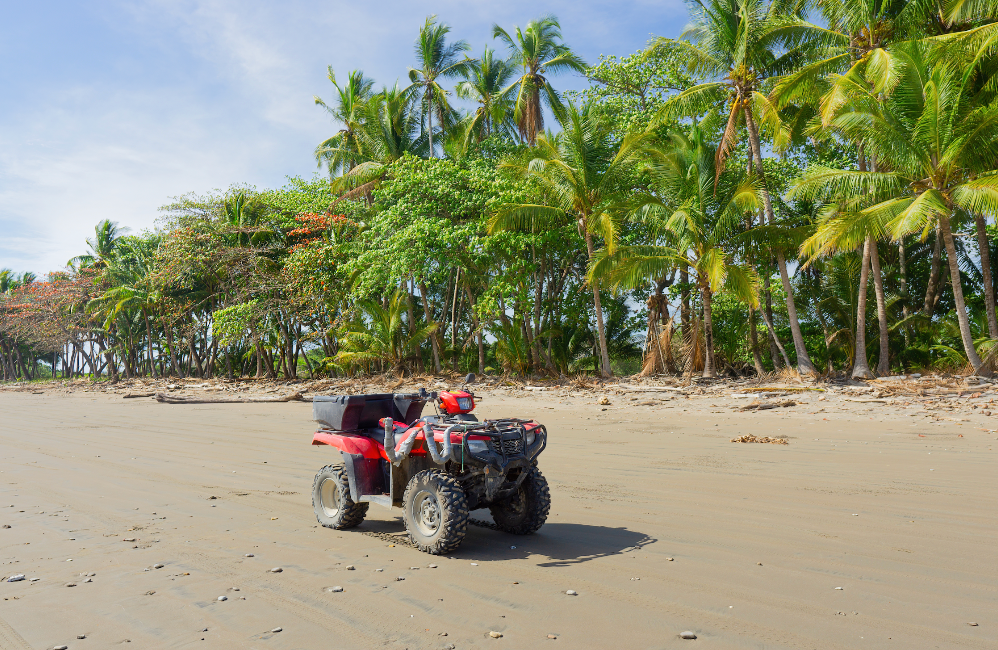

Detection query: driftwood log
xmin=123 ymin=392 xmax=156 ymax=399
xmin=154 ymin=391 xmax=303 ymax=404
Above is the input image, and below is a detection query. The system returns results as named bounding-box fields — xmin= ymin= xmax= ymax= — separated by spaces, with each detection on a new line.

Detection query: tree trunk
xmin=427 ymin=93 xmax=434 ymax=158
xmin=748 ymin=305 xmax=766 ymax=375
xmin=940 ymin=211 xmax=987 ymax=373
xmin=852 ymin=238 xmax=875 ymax=379
xmin=974 ymin=214 xmax=998 ymax=338
xmin=869 ymin=238 xmax=890 ymax=376
xmin=898 ymin=236 xmax=911 ymax=347
xmin=465 ymin=286 xmax=486 ymax=375
xmin=680 ymin=262 xmax=690 ymax=334
xmin=701 ymin=281 xmax=716 ymax=378
xmin=418 ymin=281 xmax=442 ymax=373
xmin=584 ymin=229 xmax=613 ymax=377
xmin=763 ymin=273 xmax=784 ymax=369
xmin=743 ymin=107 xmax=815 ymax=375
xmin=923 ymin=223 xmax=943 ymax=317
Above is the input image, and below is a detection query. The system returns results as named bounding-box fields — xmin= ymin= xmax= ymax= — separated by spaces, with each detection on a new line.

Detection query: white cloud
xmin=0 ymin=0 xmax=688 ymax=275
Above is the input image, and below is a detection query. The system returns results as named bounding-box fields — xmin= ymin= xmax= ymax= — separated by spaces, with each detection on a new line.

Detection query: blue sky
xmin=0 ymin=0 xmax=689 ymax=275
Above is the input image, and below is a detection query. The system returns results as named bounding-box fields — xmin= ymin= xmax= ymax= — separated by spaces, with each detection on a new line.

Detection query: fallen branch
xmin=616 ymin=385 xmax=686 ymax=392
xmin=123 ymin=392 xmax=156 ymax=399
xmin=739 ymin=399 xmax=797 ymax=411
xmin=843 ymin=397 xmax=892 ymax=403
xmin=154 ymin=391 xmax=303 ymax=404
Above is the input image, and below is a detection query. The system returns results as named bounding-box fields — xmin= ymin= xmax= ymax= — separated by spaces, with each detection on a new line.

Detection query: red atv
xmin=310 ymin=374 xmax=550 ymax=554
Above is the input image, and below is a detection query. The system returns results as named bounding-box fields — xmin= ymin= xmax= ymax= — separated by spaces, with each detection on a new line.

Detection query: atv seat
xmin=313 ymin=393 xmax=425 ymax=432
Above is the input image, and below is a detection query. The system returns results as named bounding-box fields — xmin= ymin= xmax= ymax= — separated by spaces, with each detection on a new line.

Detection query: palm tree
xmin=334 ymin=290 xmax=438 ymax=373
xmin=330 ymin=83 xmax=423 ymax=200
xmin=492 ymin=15 xmax=587 ymax=146
xmin=314 ymin=68 xmax=375 ymax=176
xmin=791 ymin=44 xmax=998 ymax=374
xmin=68 ymin=219 xmax=128 ymax=271
xmin=489 ymin=102 xmax=655 ymax=377
xmin=455 ymin=46 xmax=519 ymax=147
xmin=589 ymin=122 xmax=761 ymax=378
xmin=655 ymin=0 xmax=829 ymax=375
xmin=408 ymin=16 xmax=472 ymax=158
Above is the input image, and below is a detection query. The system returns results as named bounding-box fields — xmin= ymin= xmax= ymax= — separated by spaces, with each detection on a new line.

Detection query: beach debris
xmin=328 ymin=586 xmax=343 ymax=592
xmin=217 ymin=596 xmax=227 ymax=601
xmin=731 ymin=435 xmax=789 ymax=445
xmin=548 ymin=634 xmax=558 ymax=639
xmin=77 ymin=635 xmax=86 ymax=639
xmin=6 ymin=574 xmax=25 ymax=582
xmin=345 ymin=565 xmax=355 ymax=570
xmin=145 ymin=590 xmax=155 ymax=595
xmin=395 ymin=577 xmax=405 ymax=581
xmin=667 ymin=557 xmax=675 ymax=561
xmin=739 ymin=399 xmax=797 ymax=411
xmin=597 ymin=396 xmax=611 ymax=405
xmin=2 ymin=525 xmax=10 ymax=529
xmin=489 ymin=631 xmax=503 ymax=638
xmin=83 ymin=578 xmax=92 ymax=583
xmin=65 ymin=582 xmax=76 ymax=587
xmin=968 ymin=622 xmax=978 ymax=626
xmin=155 ymin=391 xmax=302 ymax=404
xmin=271 ymin=627 xmax=283 ymax=633
xmin=53 ymin=646 xmax=68 ymax=650
xmin=270 ymin=567 xmax=283 ymax=573
xmin=680 ymin=631 xmax=697 ymax=639
xmin=757 ymin=562 xmax=763 ymax=566
xmin=153 ymin=563 xmax=164 ymax=569
xmin=428 ymin=564 xmax=438 ymax=568
xmin=244 ymin=553 xmax=254 ymax=557
xmin=123 ymin=538 xmax=136 ymax=542
xmin=834 ymin=587 xmax=843 ymax=590
xmin=565 ymin=590 xmax=578 ymax=596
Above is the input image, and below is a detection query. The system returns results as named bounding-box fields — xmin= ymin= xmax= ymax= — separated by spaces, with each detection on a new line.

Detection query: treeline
xmin=3 ymin=3 xmax=998 ymax=383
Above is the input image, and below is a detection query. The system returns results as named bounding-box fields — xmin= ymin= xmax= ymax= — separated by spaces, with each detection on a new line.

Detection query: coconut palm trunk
xmin=585 ymin=230 xmax=613 ymax=377
xmin=869 ymin=240 xmax=890 ymax=375
xmin=974 ymin=214 xmax=998 ymax=339
xmin=743 ymin=108 xmax=815 ymax=375
xmin=701 ymin=280 xmax=716 ymax=378
xmin=940 ymin=211 xmax=986 ymax=373
xmin=852 ymin=238 xmax=875 ymax=378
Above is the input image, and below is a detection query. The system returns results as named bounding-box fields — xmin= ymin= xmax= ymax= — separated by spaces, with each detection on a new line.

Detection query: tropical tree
xmin=314 ymin=68 xmax=376 ymax=176
xmin=334 ymin=290 xmax=438 ymax=373
xmin=455 ymin=46 xmax=519 ymax=146
xmin=68 ymin=219 xmax=127 ymax=271
xmin=489 ymin=101 xmax=654 ymax=377
xmin=492 ymin=15 xmax=587 ymax=146
xmin=791 ymin=44 xmax=998 ymax=374
xmin=654 ymin=0 xmax=829 ymax=375
xmin=589 ymin=121 xmax=761 ymax=377
xmin=408 ymin=15 xmax=473 ymax=158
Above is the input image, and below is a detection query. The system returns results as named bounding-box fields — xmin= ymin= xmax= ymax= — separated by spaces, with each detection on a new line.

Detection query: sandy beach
xmin=0 ymin=382 xmax=995 ymax=649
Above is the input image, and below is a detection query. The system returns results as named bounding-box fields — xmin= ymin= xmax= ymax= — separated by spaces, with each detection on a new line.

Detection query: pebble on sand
xmin=271 ymin=627 xmax=282 ymax=633
xmin=565 ymin=590 xmax=577 ymax=596
xmin=244 ymin=554 xmax=254 ymax=557
xmin=834 ymin=587 xmax=843 ymax=590
xmin=65 ymin=583 xmax=76 ymax=587
xmin=217 ymin=596 xmax=227 ymax=601
xmin=428 ymin=564 xmax=438 ymax=568
xmin=345 ymin=565 xmax=355 ymax=570
xmin=547 ymin=634 xmax=558 ymax=639
xmin=153 ymin=563 xmax=164 ymax=569
xmin=329 ymin=586 xmax=343 ymax=592
xmin=489 ymin=631 xmax=503 ymax=638
xmin=680 ymin=631 xmax=697 ymax=639
xmin=6 ymin=575 xmax=25 ymax=582
xmin=53 ymin=646 xmax=68 ymax=650
xmin=270 ymin=567 xmax=283 ymax=573
xmin=968 ymin=622 xmax=979 ymax=626
xmin=77 ymin=635 xmax=86 ymax=639
xmin=123 ymin=538 xmax=136 ymax=542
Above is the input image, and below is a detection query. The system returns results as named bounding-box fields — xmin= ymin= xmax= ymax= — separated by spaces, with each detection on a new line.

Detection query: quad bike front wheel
xmin=312 ymin=464 xmax=369 ymax=529
xmin=402 ymin=469 xmax=469 ymax=554
xmin=489 ymin=466 xmax=551 ymax=534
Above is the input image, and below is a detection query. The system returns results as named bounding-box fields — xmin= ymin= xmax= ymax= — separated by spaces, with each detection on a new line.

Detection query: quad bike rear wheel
xmin=402 ymin=469 xmax=469 ymax=554
xmin=312 ymin=464 xmax=369 ymax=529
xmin=489 ymin=465 xmax=550 ymax=534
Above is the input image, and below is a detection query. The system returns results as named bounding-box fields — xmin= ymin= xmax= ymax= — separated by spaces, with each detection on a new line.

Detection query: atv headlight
xmin=457 ymin=397 xmax=473 ymax=410
xmin=466 ymin=439 xmax=489 ymax=453
xmin=526 ymin=430 xmax=536 ymax=446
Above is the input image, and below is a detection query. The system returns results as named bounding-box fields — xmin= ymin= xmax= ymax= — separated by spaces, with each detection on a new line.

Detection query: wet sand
xmin=0 ymin=388 xmax=995 ymax=649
